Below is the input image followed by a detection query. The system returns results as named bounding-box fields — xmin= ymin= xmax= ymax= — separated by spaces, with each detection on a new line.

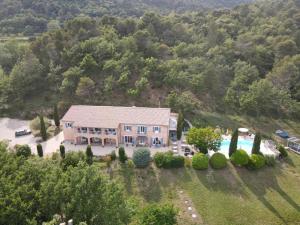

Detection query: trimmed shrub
xmin=15 ymin=144 xmax=31 ymax=158
xmin=247 ymin=154 xmax=266 ymax=170
xmin=210 ymin=152 xmax=227 ymax=169
xmin=86 ymin=145 xmax=93 ymax=165
xmin=277 ymin=145 xmax=288 ymax=158
xmin=40 ymin=115 xmax=47 ymax=141
xmin=127 ymin=159 xmax=135 ymax=168
xmin=229 ymin=129 xmax=238 ymax=157
xmin=153 ymin=152 xmax=184 ymax=168
xmin=110 ymin=150 xmax=116 ymax=161
xmin=37 ymin=144 xmax=43 ymax=157
xmin=230 ymin=149 xmax=249 ymax=167
xmin=251 ymin=132 xmax=261 ymax=154
xmin=171 ymin=155 xmax=185 ymax=168
xmin=265 ymin=155 xmax=276 ymax=167
xmin=192 ymin=153 xmax=209 ymax=170
xmin=118 ymin=147 xmax=127 ymax=163
xmin=59 ymin=144 xmax=65 ymax=159
xmin=133 ymin=148 xmax=151 ymax=168
xmin=153 ymin=152 xmax=165 ymax=168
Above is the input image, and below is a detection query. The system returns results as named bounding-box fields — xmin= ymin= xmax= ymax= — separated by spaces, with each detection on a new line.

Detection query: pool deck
xmin=208 ymin=135 xmax=279 ymax=158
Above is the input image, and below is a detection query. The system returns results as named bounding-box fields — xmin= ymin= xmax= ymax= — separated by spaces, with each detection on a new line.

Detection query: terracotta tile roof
xmin=61 ymin=105 xmax=171 ymax=128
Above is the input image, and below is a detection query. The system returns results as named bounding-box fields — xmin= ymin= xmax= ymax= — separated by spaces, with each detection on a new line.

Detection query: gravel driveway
xmin=0 ymin=117 xmax=64 ymax=154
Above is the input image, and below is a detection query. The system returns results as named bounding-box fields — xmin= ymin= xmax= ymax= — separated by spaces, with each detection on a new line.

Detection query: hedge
xmin=247 ymin=154 xmax=266 ymax=170
xmin=192 ymin=153 xmax=209 ymax=170
xmin=230 ymin=149 xmax=249 ymax=167
xmin=209 ymin=152 xmax=227 ymax=169
xmin=277 ymin=145 xmax=288 ymax=158
xmin=132 ymin=148 xmax=151 ymax=168
xmin=153 ymin=152 xmax=184 ymax=168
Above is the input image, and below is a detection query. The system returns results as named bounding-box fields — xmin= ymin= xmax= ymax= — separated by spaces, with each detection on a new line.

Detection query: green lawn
xmin=111 ymin=152 xmax=300 ymax=225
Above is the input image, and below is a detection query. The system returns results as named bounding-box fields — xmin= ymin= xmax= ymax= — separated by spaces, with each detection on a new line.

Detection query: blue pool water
xmin=220 ymin=139 xmax=254 ymax=152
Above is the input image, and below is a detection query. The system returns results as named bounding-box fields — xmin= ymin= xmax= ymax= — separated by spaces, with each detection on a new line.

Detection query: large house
xmin=61 ymin=105 xmax=178 ymax=147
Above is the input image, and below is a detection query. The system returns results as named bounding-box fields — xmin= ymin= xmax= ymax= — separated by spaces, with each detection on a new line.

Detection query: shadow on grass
xmin=134 ymin=165 xmax=162 ymax=202
xmin=194 ymin=164 xmax=248 ymax=197
xmin=119 ymin=163 xmax=135 ymax=195
xmin=236 ymin=166 xmax=300 ymax=224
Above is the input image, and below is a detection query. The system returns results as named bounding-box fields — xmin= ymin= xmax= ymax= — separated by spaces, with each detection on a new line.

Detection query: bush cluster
xmin=265 ymin=155 xmax=276 ymax=167
xmin=192 ymin=153 xmax=209 ymax=170
xmin=153 ymin=152 xmax=184 ymax=168
xmin=247 ymin=154 xmax=266 ymax=170
xmin=230 ymin=149 xmax=249 ymax=167
xmin=209 ymin=152 xmax=227 ymax=169
xmin=132 ymin=148 xmax=151 ymax=168
xmin=277 ymin=145 xmax=288 ymax=158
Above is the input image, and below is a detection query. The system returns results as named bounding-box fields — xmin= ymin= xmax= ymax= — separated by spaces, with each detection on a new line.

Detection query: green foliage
xmin=86 ymin=145 xmax=93 ymax=165
xmin=127 ymin=159 xmax=135 ymax=168
xmin=153 ymin=152 xmax=185 ymax=168
xmin=1 ymin=0 xmax=300 ymax=120
xmin=230 ymin=149 xmax=249 ymax=166
xmin=247 ymin=154 xmax=266 ymax=170
xmin=187 ymin=127 xmax=222 ymax=154
xmin=176 ymin=111 xmax=184 ymax=140
xmin=265 ymin=155 xmax=276 ymax=167
xmin=192 ymin=153 xmax=209 ymax=170
xmin=39 ymin=115 xmax=47 ymax=141
xmin=111 ymin=150 xmax=117 ymax=161
xmin=229 ymin=129 xmax=238 ymax=157
xmin=53 ymin=104 xmax=60 ymax=127
xmin=37 ymin=144 xmax=43 ymax=157
xmin=277 ymin=145 xmax=288 ymax=158
xmin=119 ymin=147 xmax=127 ymax=163
xmin=251 ymin=132 xmax=261 ymax=154
xmin=15 ymin=144 xmax=31 ymax=158
xmin=59 ymin=144 xmax=65 ymax=159
xmin=137 ymin=203 xmax=177 ymax=225
xmin=132 ymin=148 xmax=151 ymax=168
xmin=209 ymin=152 xmax=227 ymax=169
xmin=62 ymin=151 xmax=85 ymax=170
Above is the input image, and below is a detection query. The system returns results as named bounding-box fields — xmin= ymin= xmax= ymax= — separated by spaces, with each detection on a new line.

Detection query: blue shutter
xmin=145 ymin=127 xmax=147 ymax=133
xmin=159 ymin=127 xmax=161 ymax=133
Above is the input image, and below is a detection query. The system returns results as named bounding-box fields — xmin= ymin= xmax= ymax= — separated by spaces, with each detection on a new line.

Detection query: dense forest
xmin=0 ymin=0 xmax=299 ymax=121
xmin=0 ymin=0 xmax=255 ymax=35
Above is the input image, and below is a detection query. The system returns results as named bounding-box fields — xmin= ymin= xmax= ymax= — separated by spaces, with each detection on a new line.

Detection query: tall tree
xmin=176 ymin=111 xmax=184 ymax=141
xmin=86 ymin=145 xmax=93 ymax=165
xmin=60 ymin=144 xmax=65 ymax=159
xmin=40 ymin=115 xmax=47 ymax=141
xmin=252 ymin=132 xmax=261 ymax=154
xmin=37 ymin=144 xmax=43 ymax=157
xmin=229 ymin=129 xmax=238 ymax=157
xmin=187 ymin=127 xmax=222 ymax=154
xmin=53 ymin=104 xmax=60 ymax=127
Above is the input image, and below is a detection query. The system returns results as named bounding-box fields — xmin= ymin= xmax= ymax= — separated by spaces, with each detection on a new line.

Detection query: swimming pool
xmin=213 ymin=138 xmax=264 ymax=158
xmin=220 ymin=139 xmax=254 ymax=152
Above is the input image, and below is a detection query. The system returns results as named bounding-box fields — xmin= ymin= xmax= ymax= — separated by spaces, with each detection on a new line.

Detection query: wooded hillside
xmin=0 ymin=0 xmax=299 ymax=120
xmin=0 ymin=0 xmax=254 ymax=35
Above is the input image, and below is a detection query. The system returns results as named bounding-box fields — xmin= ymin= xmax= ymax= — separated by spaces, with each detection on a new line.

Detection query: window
xmin=152 ymin=137 xmax=162 ymax=146
xmin=65 ymin=122 xmax=72 ymax=128
xmin=138 ymin=126 xmax=147 ymax=134
xmin=124 ymin=136 xmax=133 ymax=143
xmin=153 ymin=126 xmax=160 ymax=133
xmin=124 ymin=125 xmax=132 ymax=132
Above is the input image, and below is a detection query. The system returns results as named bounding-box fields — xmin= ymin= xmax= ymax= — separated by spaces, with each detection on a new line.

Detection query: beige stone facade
xmin=61 ymin=105 xmax=177 ymax=147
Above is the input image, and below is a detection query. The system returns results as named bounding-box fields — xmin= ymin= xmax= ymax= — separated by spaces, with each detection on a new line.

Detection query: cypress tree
xmin=40 ymin=115 xmax=47 ymax=141
xmin=252 ymin=132 xmax=261 ymax=154
xmin=86 ymin=145 xmax=93 ymax=165
xmin=229 ymin=129 xmax=238 ymax=157
xmin=176 ymin=111 xmax=184 ymax=141
xmin=53 ymin=105 xmax=60 ymax=127
xmin=37 ymin=144 xmax=43 ymax=157
xmin=60 ymin=144 xmax=65 ymax=159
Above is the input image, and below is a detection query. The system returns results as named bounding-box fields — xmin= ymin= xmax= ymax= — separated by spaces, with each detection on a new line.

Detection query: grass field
xmin=109 ymin=151 xmax=300 ymax=225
